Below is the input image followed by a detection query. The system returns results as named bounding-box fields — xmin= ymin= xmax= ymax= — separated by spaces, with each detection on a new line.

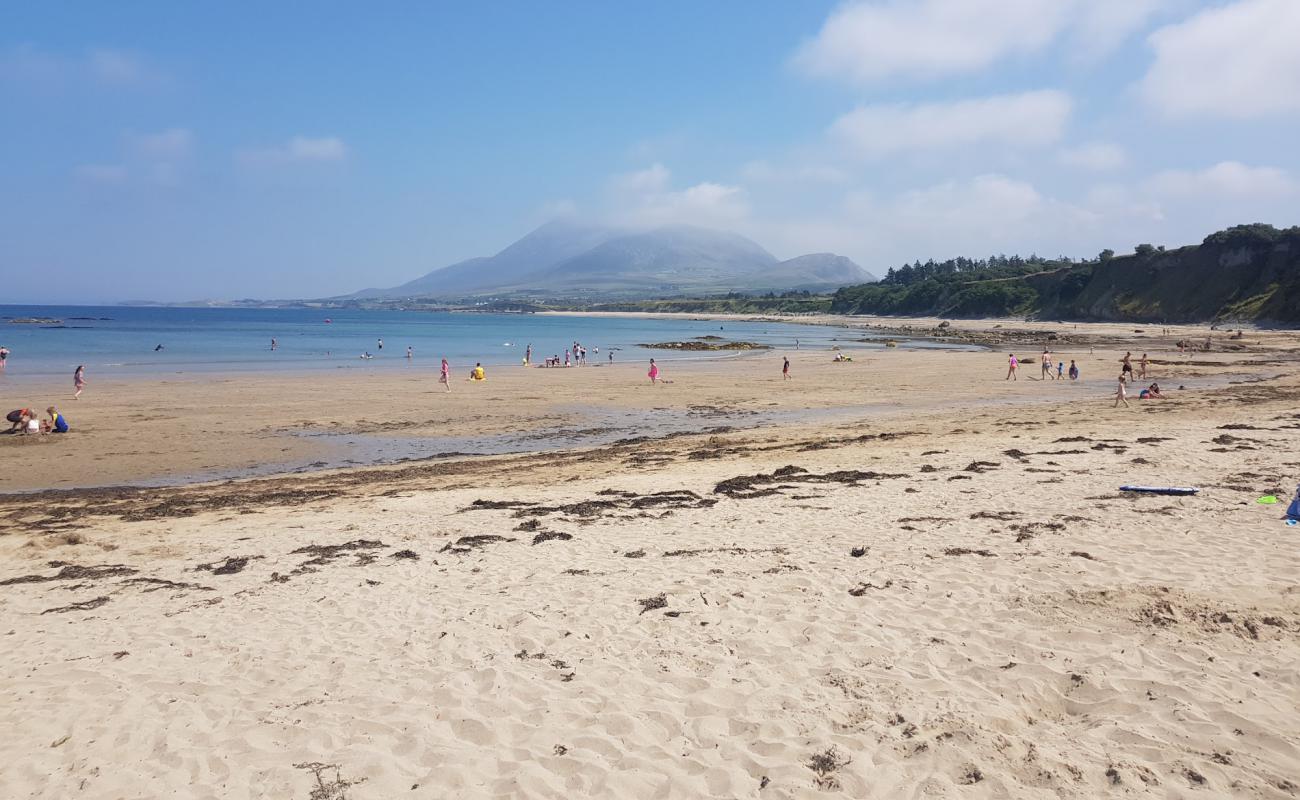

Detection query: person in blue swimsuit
xmin=45 ymin=406 xmax=69 ymax=433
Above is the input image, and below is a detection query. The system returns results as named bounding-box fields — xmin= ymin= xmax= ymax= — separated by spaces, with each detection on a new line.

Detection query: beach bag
xmin=1287 ymin=485 xmax=1300 ymax=520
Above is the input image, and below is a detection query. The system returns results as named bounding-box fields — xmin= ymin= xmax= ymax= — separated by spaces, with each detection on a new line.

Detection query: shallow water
xmin=0 ymin=305 xmax=975 ymax=379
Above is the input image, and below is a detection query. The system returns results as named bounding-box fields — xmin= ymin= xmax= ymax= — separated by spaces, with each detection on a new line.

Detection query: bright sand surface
xmin=2 ymin=317 xmax=1298 ymax=798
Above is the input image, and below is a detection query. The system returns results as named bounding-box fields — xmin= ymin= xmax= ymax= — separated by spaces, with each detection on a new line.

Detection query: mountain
xmin=520 ymin=225 xmax=780 ymax=291
xmin=350 ymin=219 xmax=621 ymax=299
xmin=347 ymin=221 xmax=874 ymax=300
xmin=747 ymin=253 xmax=871 ymax=291
xmin=830 ymin=223 xmax=1300 ymax=324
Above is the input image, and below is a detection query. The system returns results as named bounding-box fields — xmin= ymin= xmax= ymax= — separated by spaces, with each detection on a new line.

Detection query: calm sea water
xmin=0 ymin=305 xmax=954 ymax=380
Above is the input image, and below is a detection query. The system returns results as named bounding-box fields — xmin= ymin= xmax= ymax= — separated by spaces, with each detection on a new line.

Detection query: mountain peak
xmin=348 ymin=220 xmax=872 ymax=299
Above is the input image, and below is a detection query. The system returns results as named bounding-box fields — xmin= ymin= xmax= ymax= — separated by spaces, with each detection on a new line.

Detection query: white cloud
xmin=1138 ymin=0 xmax=1300 ymax=118
xmin=1071 ymin=0 xmax=1171 ymax=60
xmin=830 ymin=90 xmax=1071 ymax=158
xmin=608 ymin=164 xmax=749 ymax=228
xmin=75 ymin=164 xmax=129 ymax=183
xmin=287 ymin=136 xmax=347 ymax=161
xmin=1059 ymin=141 xmax=1127 ymax=170
xmin=794 ymin=0 xmax=1168 ymax=83
xmin=1 ymin=45 xmax=160 ymax=89
xmin=1147 ymin=161 xmax=1296 ymax=198
xmin=88 ymin=49 xmax=145 ymax=86
xmin=740 ymin=160 xmax=848 ymax=185
xmin=611 ymin=163 xmax=670 ymax=194
xmin=237 ymin=135 xmax=348 ymax=165
xmin=129 ymin=127 xmax=194 ymax=160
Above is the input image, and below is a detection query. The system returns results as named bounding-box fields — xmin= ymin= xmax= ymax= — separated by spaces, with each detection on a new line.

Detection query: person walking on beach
xmin=1121 ymin=351 xmax=1134 ymax=383
xmin=1114 ymin=374 xmax=1130 ymax=408
xmin=0 ymin=346 xmax=8 ymax=370
xmin=782 ymin=356 xmax=791 ymax=380
xmin=1041 ymin=350 xmax=1054 ymax=380
xmin=1138 ymin=353 xmax=1149 ymax=380
xmin=648 ymin=358 xmax=660 ymax=384
xmin=439 ymin=358 xmax=451 ymax=391
xmin=1006 ymin=353 xmax=1018 ymax=381
xmin=73 ymin=365 xmax=86 ymax=399
xmin=525 ymin=344 xmax=532 ymax=366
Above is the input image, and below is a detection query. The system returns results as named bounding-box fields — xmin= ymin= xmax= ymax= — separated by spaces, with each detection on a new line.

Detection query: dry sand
xmin=1 ymin=319 xmax=1298 ymax=798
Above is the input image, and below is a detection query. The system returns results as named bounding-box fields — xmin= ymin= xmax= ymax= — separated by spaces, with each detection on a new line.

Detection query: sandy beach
xmin=2 ymin=318 xmax=1298 ymax=798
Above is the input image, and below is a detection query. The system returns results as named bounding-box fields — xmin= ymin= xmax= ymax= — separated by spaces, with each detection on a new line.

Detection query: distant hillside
xmin=830 ymin=224 xmax=1300 ymax=325
xmin=344 ymin=221 xmax=874 ymax=300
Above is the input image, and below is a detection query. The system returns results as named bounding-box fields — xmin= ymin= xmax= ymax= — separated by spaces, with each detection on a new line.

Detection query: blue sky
xmin=3 ymin=0 xmax=1298 ymax=303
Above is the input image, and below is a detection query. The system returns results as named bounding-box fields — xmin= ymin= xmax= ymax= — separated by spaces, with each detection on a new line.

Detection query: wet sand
xmin=1 ymin=319 xmax=1298 ymax=798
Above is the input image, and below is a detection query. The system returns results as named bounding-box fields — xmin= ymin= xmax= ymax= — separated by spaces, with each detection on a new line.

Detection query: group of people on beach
xmin=535 ymin=341 xmax=608 ymax=368
xmin=1005 ymin=347 xmax=1169 ymax=410
xmin=1005 ymin=350 xmax=1080 ymax=382
xmin=6 ymin=406 xmax=69 ymax=435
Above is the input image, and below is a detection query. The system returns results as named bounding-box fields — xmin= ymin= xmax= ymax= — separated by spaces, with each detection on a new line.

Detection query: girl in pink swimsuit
xmin=1006 ymin=354 xmax=1018 ymax=381
xmin=439 ymin=358 xmax=451 ymax=392
xmin=648 ymin=359 xmax=660 ymax=384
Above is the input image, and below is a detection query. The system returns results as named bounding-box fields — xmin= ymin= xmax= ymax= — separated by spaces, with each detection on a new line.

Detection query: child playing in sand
xmin=7 ymin=407 xmax=32 ymax=433
xmin=1114 ymin=375 xmax=1130 ymax=408
xmin=42 ymin=406 xmax=69 ymax=433
xmin=1006 ymin=354 xmax=1018 ymax=381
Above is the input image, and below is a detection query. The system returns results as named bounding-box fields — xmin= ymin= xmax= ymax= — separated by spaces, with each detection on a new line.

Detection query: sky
xmin=3 ymin=0 xmax=1299 ymax=303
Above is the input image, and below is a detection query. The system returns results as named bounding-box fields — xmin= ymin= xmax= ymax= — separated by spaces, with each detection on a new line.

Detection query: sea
xmin=0 ymin=305 xmax=962 ymax=380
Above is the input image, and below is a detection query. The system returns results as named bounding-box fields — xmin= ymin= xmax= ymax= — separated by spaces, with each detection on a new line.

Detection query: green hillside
xmin=831 ymin=224 xmax=1300 ymax=324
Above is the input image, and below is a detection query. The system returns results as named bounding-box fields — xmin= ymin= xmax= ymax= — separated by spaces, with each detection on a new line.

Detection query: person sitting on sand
xmin=6 ymin=407 xmax=33 ymax=433
xmin=1140 ymin=382 xmax=1164 ymax=400
xmin=44 ymin=406 xmax=69 ymax=433
xmin=470 ymin=363 xmax=486 ymax=381
xmin=25 ymin=413 xmax=41 ymax=434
